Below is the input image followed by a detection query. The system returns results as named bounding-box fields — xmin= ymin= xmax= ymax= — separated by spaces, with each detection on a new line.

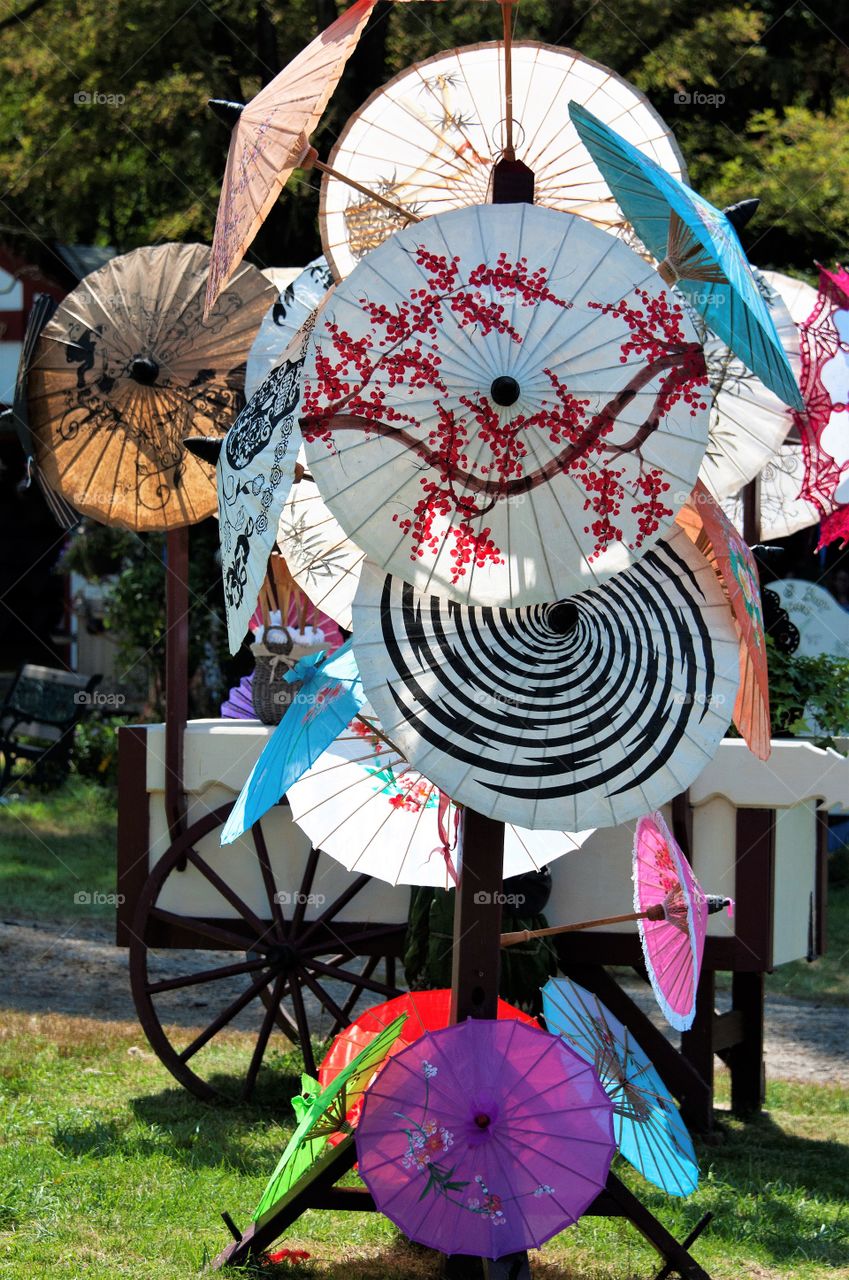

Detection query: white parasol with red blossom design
xmin=285 ymin=713 xmax=594 ymax=888
xmin=301 ymin=204 xmax=710 ymax=609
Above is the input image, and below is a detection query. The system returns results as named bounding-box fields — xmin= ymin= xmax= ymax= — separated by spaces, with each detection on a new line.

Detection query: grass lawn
xmin=0 ymin=779 xmax=848 ymax=1277
xmin=0 ymin=1012 xmax=846 ymax=1280
xmin=0 ymin=779 xmax=117 ymax=921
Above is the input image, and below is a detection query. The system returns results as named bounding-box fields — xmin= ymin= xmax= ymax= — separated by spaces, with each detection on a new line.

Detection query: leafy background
xmin=1 ymin=0 xmax=849 ymax=279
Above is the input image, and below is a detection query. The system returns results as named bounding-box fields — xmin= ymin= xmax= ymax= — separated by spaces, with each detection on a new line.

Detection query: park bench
xmin=0 ymin=663 xmax=101 ymax=790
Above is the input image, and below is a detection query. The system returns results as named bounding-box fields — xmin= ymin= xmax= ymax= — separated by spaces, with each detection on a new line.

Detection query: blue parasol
xmin=569 ymin=100 xmax=803 ymax=412
xmin=542 ymin=976 xmax=698 ymax=1197
xmin=221 ymin=638 xmax=365 ymax=843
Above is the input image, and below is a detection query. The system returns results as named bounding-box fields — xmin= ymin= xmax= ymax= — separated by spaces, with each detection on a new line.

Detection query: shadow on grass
xmin=52 ymin=1052 xmax=310 ymax=1175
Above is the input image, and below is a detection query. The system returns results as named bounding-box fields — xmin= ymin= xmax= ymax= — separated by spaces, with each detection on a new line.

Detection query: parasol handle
xmin=500 ymin=905 xmax=666 ymax=948
xmin=502 ymin=0 xmax=516 ymax=161
xmin=304 ymin=148 xmax=421 ymax=224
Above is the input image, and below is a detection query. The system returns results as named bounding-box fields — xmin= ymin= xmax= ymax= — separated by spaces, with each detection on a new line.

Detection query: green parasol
xmin=253 ymin=1012 xmax=407 ymax=1221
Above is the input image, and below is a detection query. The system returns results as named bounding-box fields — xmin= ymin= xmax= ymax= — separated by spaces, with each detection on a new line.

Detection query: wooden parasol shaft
xmin=502 ymin=0 xmax=515 ymax=161
xmin=164 ymin=526 xmax=190 ymax=843
xmin=309 ymin=154 xmax=421 ymax=224
xmin=500 ymin=906 xmax=664 ymax=947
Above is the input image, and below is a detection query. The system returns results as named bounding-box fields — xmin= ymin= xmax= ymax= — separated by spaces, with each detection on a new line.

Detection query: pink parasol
xmin=633 ymin=811 xmax=730 ymax=1032
xmin=355 ymin=1019 xmax=615 ymax=1260
xmin=795 ymin=264 xmax=849 ymax=545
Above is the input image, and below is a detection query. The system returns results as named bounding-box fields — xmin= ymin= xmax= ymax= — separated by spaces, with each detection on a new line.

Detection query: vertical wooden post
xmin=728 ymin=971 xmax=766 ymax=1116
xmin=444 ymin=810 xmax=523 ymax=1280
xmin=741 ymin=477 xmax=760 ymax=545
xmin=450 ymin=808 xmax=505 ymax=1023
xmin=679 ymin=967 xmax=715 ymax=1133
xmin=164 ymin=526 xmax=189 ymax=842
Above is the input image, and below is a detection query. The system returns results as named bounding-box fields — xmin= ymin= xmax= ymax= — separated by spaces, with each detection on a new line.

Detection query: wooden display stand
xmin=211 ymin=808 xmax=713 ymax=1277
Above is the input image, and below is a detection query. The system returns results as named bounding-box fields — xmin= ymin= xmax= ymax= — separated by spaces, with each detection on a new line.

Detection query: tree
xmin=2 ymin=1 xmax=849 ymax=277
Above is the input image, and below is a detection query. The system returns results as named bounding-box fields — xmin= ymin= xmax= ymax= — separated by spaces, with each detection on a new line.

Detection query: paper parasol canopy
xmin=720 ymin=444 xmax=820 ymax=541
xmin=633 ymin=811 xmax=712 ymax=1031
xmin=718 ymin=270 xmax=820 ymax=541
xmin=320 ymin=41 xmax=686 ymax=279
xmin=253 ymin=1012 xmax=407 ymax=1222
xmin=246 ymin=257 xmax=333 ymax=399
xmin=205 ymin=0 xmax=377 ymax=315
xmin=302 ymin=203 xmax=710 ymax=609
xmin=541 ymin=976 xmax=698 ymax=1196
xmin=28 ymin=243 xmax=275 ymax=531
xmin=286 ymin=711 xmax=595 ymax=888
xmin=218 ymin=320 xmax=312 ymax=653
xmin=569 ymin=101 xmax=804 ymax=413
xmin=676 ymin=481 xmax=770 ymax=760
xmin=356 ymin=1019 xmax=615 ymax=1259
xmin=698 ymin=268 xmax=799 ymax=500
xmin=276 ymin=466 xmax=366 ymax=631
xmin=351 ymin=524 xmax=739 ymax=832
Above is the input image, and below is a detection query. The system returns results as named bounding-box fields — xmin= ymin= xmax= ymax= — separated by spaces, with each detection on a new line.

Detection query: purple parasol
xmin=355 ymin=1019 xmax=615 ymax=1260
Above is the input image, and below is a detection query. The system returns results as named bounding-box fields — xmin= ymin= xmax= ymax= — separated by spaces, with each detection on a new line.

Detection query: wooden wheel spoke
xmin=308 ymin=957 xmax=398 ymax=999
xmin=146 ymin=956 xmax=270 ymax=995
xmin=148 ymin=908 xmax=266 ymax=953
xmin=288 ymin=970 xmax=317 ymax=1077
xmin=298 ymin=967 xmax=349 ymax=1031
xmin=290 ymin=847 xmax=320 ymax=935
xmin=184 ymin=845 xmax=274 ymax=943
xmin=297 ymin=873 xmax=373 ymax=949
xmin=297 ymin=924 xmax=403 ymax=959
xmin=252 ymin=821 xmax=287 ymax=940
xmin=242 ymin=973 xmax=286 ymax=1099
xmin=178 ymin=967 xmax=277 ymax=1064
xmin=336 ymin=956 xmax=381 ymax=1028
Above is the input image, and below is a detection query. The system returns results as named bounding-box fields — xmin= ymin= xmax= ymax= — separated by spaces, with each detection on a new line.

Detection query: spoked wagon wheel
xmin=129 ymin=802 xmax=404 ymax=1102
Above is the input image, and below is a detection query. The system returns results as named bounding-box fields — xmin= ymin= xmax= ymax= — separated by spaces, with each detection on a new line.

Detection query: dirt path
xmin=1 ymin=916 xmax=846 ymax=1085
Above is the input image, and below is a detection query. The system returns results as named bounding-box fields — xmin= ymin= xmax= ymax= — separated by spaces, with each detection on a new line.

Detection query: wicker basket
xmin=251 ymin=635 xmax=299 ymax=726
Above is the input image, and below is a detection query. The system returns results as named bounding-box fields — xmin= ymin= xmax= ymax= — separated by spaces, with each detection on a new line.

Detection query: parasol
xmin=351 ymin=524 xmax=739 ymax=832
xmin=246 ymin=257 xmax=333 ymax=399
xmin=276 ymin=470 xmax=366 ymax=630
xmin=320 ymin=41 xmax=687 ymax=279
xmin=302 ymin=202 xmax=710 ymax=609
xmin=27 ymin=243 xmax=275 ymax=531
xmin=286 ymin=711 xmax=595 ymax=888
xmin=794 ymin=264 xmax=849 ymax=544
xmin=634 ymin=811 xmax=730 ymax=1032
xmin=218 ymin=320 xmax=311 ymax=653
xmin=676 ymin=480 xmax=770 ymax=760
xmin=318 ymin=989 xmax=537 ymax=1134
xmin=541 ymin=976 xmax=698 ymax=1196
xmin=253 ymin=1011 xmax=407 ymax=1222
xmin=4 ymin=292 xmax=79 ymax=529
xmin=356 ymin=1018 xmax=615 ymax=1259
xmin=720 ymin=443 xmax=820 ymax=542
xmin=569 ymin=101 xmax=804 ymax=412
xmin=697 ymin=268 xmax=799 ymax=500
xmin=205 ymin=0 xmax=378 ymax=315
xmin=220 ymin=639 xmax=365 ymax=843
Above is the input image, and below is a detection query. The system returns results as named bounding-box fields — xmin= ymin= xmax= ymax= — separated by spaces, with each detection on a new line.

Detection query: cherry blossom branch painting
xmin=302 ymin=240 xmax=708 ymax=587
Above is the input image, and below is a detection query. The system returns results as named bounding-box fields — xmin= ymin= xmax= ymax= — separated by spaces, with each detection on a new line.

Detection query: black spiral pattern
xmin=353 ymin=528 xmax=739 ymax=830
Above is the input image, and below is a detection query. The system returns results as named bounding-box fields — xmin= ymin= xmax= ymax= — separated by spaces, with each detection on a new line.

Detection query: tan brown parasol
xmin=204 ymin=0 xmax=379 ymax=315
xmin=28 ymin=242 xmax=275 ymax=532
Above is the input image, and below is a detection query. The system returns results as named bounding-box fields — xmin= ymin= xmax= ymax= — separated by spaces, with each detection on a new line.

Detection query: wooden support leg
xmin=603 ymin=1172 xmax=711 ymax=1280
xmin=728 ymin=970 xmax=766 ymax=1117
xmin=679 ymin=968 xmax=715 ymax=1133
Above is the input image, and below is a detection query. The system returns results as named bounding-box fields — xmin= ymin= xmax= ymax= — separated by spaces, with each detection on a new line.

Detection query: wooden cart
xmin=116 ymin=719 xmax=411 ymax=1100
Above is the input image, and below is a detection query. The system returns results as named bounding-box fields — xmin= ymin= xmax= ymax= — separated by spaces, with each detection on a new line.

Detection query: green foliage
xmin=102 ymin=522 xmax=231 ymax=718
xmin=2 ymin=1 xmax=849 ymax=275
xmin=764 ymin=635 xmax=849 ymax=744
xmin=70 ymin=714 xmax=130 ymax=786
xmin=56 ymin=520 xmax=135 ymax=580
